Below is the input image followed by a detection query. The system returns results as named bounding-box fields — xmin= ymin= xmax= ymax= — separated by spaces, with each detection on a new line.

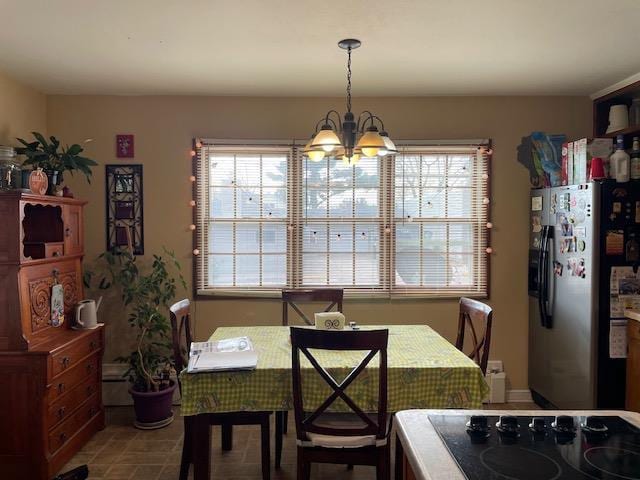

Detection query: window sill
xmin=195 ymin=289 xmax=488 ymax=301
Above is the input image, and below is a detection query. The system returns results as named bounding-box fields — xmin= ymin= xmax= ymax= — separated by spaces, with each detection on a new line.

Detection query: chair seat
xmin=298 ymin=413 xmax=390 ymax=449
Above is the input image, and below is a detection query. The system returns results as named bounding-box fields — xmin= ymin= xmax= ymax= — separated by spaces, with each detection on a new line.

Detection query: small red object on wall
xmin=116 ymin=134 xmax=134 ymax=158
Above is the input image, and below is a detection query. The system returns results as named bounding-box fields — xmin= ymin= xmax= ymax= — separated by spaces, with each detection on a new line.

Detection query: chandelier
xmin=304 ymin=39 xmax=396 ymax=165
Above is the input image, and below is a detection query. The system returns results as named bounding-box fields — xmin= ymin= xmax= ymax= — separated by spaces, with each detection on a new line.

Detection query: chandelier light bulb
xmin=482 ymin=197 xmax=490 ymax=205
xmin=189 ymin=200 xmax=196 ymax=206
xmin=189 ymin=175 xmax=196 ymax=182
xmin=190 ymin=150 xmax=196 ymax=157
xmin=361 ymin=147 xmax=379 ymax=158
xmin=189 ymin=224 xmax=196 ymax=230
xmin=195 ymin=140 xmax=202 ymax=149
xmin=486 ymin=222 xmax=493 ymax=229
xmin=322 ymin=144 xmax=336 ymax=153
xmin=193 ymin=249 xmax=200 ymax=256
xmin=308 ymin=150 xmax=326 ymax=162
xmin=486 ymin=247 xmax=493 ymax=254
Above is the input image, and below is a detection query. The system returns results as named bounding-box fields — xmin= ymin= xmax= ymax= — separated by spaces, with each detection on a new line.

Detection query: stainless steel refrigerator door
xmin=529 ymin=188 xmax=551 ymax=400
xmin=529 ymin=184 xmax=597 ymax=409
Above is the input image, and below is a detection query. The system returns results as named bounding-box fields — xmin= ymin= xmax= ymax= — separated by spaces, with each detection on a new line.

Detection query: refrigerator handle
xmin=544 ymin=228 xmax=555 ymax=327
xmin=537 ymin=226 xmax=548 ymax=327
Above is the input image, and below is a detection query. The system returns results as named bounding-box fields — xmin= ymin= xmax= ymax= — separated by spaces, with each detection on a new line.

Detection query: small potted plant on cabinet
xmin=15 ymin=132 xmax=97 ymax=195
xmin=91 ymin=248 xmax=186 ymax=429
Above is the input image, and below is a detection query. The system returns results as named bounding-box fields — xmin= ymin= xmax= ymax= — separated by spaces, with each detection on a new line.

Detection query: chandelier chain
xmin=346 ymin=46 xmax=352 ymax=113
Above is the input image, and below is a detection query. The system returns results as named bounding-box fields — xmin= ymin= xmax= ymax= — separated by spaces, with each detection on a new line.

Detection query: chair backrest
xmin=290 ymin=327 xmax=389 ymax=441
xmin=455 ymin=297 xmax=493 ymax=375
xmin=282 ymin=288 xmax=344 ymax=326
xmin=169 ymin=298 xmax=193 ymax=374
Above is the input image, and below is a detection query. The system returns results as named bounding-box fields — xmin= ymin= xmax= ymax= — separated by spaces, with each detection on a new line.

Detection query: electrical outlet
xmin=487 ymin=360 xmax=503 ymax=373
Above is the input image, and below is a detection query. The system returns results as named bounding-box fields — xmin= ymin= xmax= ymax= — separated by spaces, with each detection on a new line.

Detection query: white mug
xmin=75 ymin=298 xmax=101 ymax=329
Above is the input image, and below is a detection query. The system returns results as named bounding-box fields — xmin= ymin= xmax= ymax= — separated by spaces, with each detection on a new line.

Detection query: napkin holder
xmin=314 ymin=312 xmax=346 ymax=330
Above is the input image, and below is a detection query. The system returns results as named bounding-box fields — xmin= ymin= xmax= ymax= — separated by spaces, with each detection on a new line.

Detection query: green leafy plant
xmin=15 ymin=132 xmax=98 ymax=183
xmin=86 ymin=248 xmax=187 ymax=392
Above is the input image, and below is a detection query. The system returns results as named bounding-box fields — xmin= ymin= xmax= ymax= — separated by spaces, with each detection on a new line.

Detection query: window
xmin=195 ymin=140 xmax=490 ymax=297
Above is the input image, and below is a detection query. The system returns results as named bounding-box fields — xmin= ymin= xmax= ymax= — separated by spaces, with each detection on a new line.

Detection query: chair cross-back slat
xmin=455 ymin=297 xmax=493 ymax=375
xmin=290 ymin=327 xmax=389 ymax=441
xmin=282 ymin=289 xmax=343 ymax=326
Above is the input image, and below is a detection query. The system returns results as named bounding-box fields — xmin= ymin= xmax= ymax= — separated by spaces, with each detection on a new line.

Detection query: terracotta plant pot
xmin=128 ymin=380 xmax=177 ymax=430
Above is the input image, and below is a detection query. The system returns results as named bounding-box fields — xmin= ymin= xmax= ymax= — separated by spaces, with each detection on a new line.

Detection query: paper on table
xmin=187 ymin=336 xmax=257 ymax=373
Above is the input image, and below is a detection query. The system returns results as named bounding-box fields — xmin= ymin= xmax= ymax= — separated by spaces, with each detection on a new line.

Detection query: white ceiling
xmin=1 ymin=0 xmax=640 ymax=96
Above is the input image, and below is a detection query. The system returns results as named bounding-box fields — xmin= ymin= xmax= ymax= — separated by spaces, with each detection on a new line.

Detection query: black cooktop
xmin=428 ymin=415 xmax=640 ymax=480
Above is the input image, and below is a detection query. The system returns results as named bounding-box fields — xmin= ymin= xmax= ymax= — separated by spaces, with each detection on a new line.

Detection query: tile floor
xmin=60 ymin=403 xmax=540 ymax=480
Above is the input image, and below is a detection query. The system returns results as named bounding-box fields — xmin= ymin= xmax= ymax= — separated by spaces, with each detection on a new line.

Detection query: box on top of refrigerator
xmin=573 ymin=138 xmax=613 ymax=183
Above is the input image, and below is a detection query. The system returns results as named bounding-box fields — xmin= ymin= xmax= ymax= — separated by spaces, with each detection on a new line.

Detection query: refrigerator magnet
xmin=574 ymin=226 xmax=586 ymax=237
xmin=553 ymin=261 xmax=563 ymax=277
xmin=605 ymin=230 xmax=624 ymax=255
xmin=531 ymin=196 xmax=543 ymax=211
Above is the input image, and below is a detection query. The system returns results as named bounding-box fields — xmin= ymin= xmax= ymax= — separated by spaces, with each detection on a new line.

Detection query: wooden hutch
xmin=0 ymin=192 xmax=104 ymax=480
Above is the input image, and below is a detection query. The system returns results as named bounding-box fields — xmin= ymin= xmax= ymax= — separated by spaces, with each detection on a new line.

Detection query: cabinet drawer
xmin=47 ymin=353 xmax=100 ymax=403
xmin=51 ymin=330 xmax=102 ymax=377
xmin=47 ymin=372 xmax=99 ymax=430
xmin=48 ymin=394 xmax=101 ymax=454
xmin=629 ymin=321 xmax=640 ymax=341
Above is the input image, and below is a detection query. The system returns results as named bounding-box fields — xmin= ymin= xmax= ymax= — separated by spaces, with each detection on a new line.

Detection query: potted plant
xmin=15 ymin=132 xmax=97 ymax=195
xmin=88 ymin=247 xmax=186 ymax=429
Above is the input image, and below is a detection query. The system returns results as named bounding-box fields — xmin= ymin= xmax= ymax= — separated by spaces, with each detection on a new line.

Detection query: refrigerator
xmin=528 ymin=180 xmax=639 ymax=409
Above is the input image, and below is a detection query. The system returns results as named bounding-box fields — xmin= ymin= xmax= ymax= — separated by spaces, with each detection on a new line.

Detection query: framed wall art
xmin=116 ymin=134 xmax=134 ymax=158
xmin=106 ymin=164 xmax=144 ymax=254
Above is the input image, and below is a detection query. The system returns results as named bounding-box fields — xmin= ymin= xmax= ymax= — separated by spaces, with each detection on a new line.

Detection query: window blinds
xmin=195 ymin=140 xmax=490 ymax=298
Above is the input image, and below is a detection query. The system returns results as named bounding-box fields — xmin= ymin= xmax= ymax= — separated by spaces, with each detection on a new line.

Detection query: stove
xmin=428 ymin=415 xmax=640 ymax=480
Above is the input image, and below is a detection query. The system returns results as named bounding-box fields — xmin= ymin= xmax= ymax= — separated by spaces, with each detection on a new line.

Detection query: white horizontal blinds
xmin=195 ymin=147 xmax=209 ymax=291
xmin=393 ymin=145 xmax=489 ymax=296
xmin=295 ymin=154 xmax=385 ymax=292
xmin=203 ymin=144 xmax=291 ymax=290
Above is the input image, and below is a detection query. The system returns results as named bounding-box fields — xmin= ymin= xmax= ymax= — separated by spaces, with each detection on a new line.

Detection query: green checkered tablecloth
xmin=179 ymin=325 xmax=489 ymax=416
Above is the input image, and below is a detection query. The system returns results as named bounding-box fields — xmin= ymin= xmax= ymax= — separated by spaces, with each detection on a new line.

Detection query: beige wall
xmin=47 ymin=95 xmax=592 ymax=390
xmin=0 ymin=71 xmax=46 ymax=145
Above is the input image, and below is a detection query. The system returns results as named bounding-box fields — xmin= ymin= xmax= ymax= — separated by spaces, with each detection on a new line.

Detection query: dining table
xmin=179 ymin=324 xmax=489 ymax=480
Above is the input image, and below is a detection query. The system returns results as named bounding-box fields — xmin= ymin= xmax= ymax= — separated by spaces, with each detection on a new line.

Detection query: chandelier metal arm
xmin=356 ymin=110 xmax=379 ymax=133
xmin=322 ymin=110 xmax=343 ymax=131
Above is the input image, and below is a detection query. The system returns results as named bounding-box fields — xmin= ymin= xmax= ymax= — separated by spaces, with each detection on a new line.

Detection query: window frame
xmin=193 ymin=139 xmax=491 ymax=299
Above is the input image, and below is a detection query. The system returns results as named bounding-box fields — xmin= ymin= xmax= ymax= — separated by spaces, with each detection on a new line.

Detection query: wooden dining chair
xmin=290 ymin=327 xmax=391 ymax=480
xmin=170 ymin=299 xmax=280 ymax=480
xmin=455 ymin=297 xmax=493 ymax=375
xmin=278 ymin=288 xmax=345 ymax=436
xmin=282 ymin=288 xmax=344 ymax=326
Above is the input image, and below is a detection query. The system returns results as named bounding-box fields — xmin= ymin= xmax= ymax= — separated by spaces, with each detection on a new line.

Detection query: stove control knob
xmin=552 ymin=415 xmax=576 ymax=433
xmin=496 ymin=415 xmax=519 ymax=434
xmin=466 ymin=415 xmax=489 ymax=434
xmin=581 ymin=416 xmax=608 ymax=433
xmin=528 ymin=417 xmax=547 ymax=433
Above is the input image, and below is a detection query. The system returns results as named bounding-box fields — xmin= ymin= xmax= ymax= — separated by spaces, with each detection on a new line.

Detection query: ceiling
xmin=1 ymin=0 xmax=640 ymax=96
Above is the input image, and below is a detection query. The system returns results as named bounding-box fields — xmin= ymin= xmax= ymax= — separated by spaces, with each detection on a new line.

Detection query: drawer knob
xmin=89 ymin=340 xmax=97 ymax=351
xmin=59 ymin=432 xmax=67 ymax=443
xmin=60 ymin=356 xmax=71 ymax=368
xmin=86 ymin=385 xmax=94 ymax=397
xmin=57 ymin=383 xmax=65 ymax=394
xmin=88 ymin=406 xmax=96 ymax=418
xmin=65 ymin=227 xmax=71 ymax=237
xmin=57 ymin=407 xmax=66 ymax=420
xmin=86 ymin=363 xmax=93 ymax=373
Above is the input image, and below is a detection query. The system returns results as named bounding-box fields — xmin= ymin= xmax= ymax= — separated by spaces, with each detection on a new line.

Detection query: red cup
xmin=590 ymin=157 xmax=605 ymax=180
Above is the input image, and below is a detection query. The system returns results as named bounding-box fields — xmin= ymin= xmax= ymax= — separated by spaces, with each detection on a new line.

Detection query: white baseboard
xmin=505 ymin=389 xmax=533 ymax=403
xmin=102 ymin=363 xmax=181 ymax=406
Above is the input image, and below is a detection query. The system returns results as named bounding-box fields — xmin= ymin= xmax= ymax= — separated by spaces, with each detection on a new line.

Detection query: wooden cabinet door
xmin=63 ymin=205 xmax=83 ymax=256
xmin=627 ymin=322 xmax=640 ymax=412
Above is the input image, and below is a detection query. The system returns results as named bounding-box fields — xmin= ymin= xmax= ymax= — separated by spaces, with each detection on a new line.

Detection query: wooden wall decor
xmin=105 ymin=164 xmax=144 ymax=255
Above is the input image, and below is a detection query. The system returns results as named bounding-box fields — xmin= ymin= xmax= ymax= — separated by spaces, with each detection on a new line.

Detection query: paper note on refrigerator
xmin=609 ymin=319 xmax=628 ymax=359
xmin=609 ymin=267 xmax=640 ymax=317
